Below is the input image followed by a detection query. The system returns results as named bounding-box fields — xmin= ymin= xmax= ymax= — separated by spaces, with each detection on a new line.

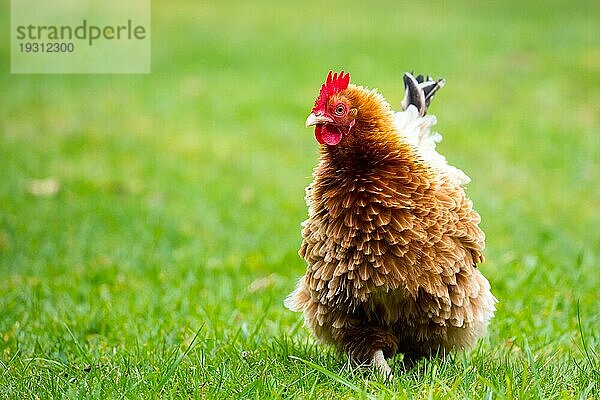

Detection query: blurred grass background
xmin=0 ymin=0 xmax=598 ymax=398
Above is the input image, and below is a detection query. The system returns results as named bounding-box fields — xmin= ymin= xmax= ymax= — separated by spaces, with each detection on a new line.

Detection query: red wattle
xmin=315 ymin=124 xmax=325 ymax=144
xmin=315 ymin=125 xmax=342 ymax=146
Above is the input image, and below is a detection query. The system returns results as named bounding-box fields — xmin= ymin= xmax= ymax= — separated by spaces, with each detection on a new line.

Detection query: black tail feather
xmin=401 ymin=72 xmax=445 ymax=116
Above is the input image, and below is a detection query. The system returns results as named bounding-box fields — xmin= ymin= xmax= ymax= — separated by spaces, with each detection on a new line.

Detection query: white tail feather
xmin=393 ymin=105 xmax=471 ymax=186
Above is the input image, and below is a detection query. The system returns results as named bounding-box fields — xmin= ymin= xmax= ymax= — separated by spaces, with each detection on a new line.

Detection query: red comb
xmin=312 ymin=70 xmax=350 ymax=113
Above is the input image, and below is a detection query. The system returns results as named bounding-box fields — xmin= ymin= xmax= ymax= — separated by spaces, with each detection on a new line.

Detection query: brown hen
xmin=285 ymin=71 xmax=496 ymax=377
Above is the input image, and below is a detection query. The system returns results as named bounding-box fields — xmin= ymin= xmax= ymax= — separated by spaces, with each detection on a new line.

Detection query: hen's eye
xmin=335 ymin=104 xmax=346 ymax=116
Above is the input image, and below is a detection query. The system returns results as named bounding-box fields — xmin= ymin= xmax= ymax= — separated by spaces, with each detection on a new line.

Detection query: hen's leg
xmin=333 ymin=323 xmax=398 ymax=380
xmin=373 ymin=349 xmax=393 ymax=381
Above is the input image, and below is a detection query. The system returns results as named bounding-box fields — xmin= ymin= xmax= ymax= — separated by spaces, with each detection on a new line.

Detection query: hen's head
xmin=306 ymin=71 xmax=357 ymax=146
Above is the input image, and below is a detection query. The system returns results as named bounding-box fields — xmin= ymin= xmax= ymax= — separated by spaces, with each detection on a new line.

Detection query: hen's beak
xmin=306 ymin=113 xmax=333 ymax=127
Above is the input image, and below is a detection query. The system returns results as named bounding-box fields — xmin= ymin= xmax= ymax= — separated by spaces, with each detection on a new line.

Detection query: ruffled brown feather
xmin=286 ymin=84 xmax=496 ymax=364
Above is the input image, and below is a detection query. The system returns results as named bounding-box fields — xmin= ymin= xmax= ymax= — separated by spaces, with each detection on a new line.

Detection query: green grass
xmin=1 ymin=0 xmax=599 ymax=398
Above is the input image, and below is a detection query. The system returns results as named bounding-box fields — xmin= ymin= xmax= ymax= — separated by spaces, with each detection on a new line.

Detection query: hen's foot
xmin=373 ymin=349 xmax=393 ymax=381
